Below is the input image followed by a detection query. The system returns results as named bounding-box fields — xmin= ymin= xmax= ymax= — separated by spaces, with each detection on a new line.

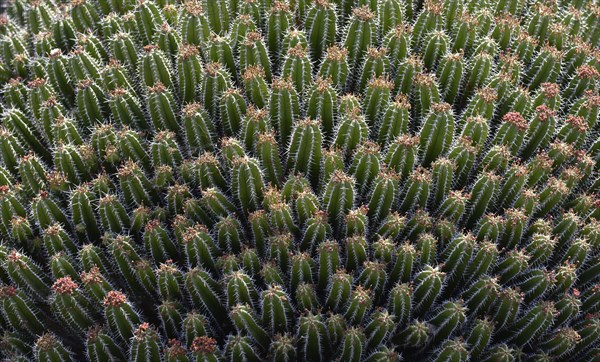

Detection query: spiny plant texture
xmin=0 ymin=0 xmax=599 ymax=361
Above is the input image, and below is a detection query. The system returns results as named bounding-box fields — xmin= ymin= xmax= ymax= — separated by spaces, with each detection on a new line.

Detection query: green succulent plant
xmin=0 ymin=0 xmax=599 ymax=361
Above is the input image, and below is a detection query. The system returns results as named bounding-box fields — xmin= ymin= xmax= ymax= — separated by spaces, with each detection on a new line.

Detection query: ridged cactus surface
xmin=0 ymin=0 xmax=599 ymax=361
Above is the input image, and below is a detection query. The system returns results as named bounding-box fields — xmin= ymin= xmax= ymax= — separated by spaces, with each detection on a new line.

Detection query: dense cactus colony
xmin=0 ymin=0 xmax=598 ymax=361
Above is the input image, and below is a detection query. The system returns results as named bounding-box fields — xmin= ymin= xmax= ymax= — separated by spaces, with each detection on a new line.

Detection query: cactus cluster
xmin=0 ymin=0 xmax=599 ymax=361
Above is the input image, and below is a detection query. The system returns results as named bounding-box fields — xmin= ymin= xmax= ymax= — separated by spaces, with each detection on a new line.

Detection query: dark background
xmin=0 ymin=0 xmax=8 ymax=15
